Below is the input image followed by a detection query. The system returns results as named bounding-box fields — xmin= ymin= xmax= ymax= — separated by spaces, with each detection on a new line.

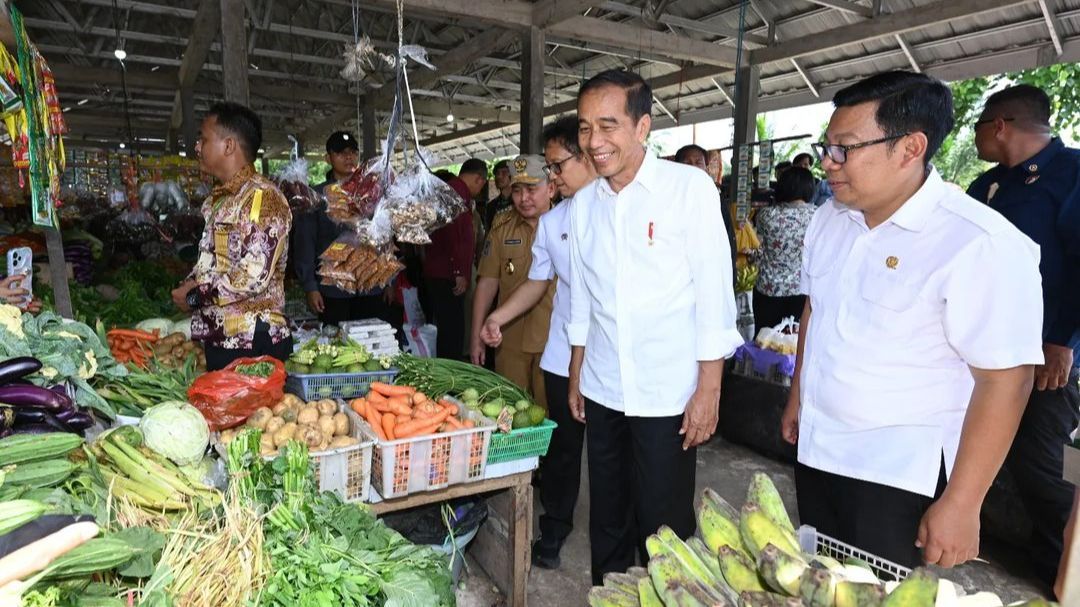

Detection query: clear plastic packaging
xmin=274 ymin=157 xmax=320 ymax=214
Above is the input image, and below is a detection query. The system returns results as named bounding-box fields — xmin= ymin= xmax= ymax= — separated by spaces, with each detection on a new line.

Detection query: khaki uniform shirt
xmin=478 ymin=209 xmax=555 ymax=354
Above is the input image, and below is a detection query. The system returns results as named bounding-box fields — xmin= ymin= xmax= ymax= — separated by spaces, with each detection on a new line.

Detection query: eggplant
xmin=0 ymin=385 xmax=72 ymax=412
xmin=12 ymin=423 xmax=64 ymax=435
xmin=61 ymin=412 xmax=94 ymax=430
xmin=0 ymin=357 xmax=42 ymax=386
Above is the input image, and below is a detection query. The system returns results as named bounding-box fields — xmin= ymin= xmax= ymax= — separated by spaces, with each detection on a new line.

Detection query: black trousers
xmin=1004 ymin=368 xmax=1080 ymax=585
xmin=586 ymin=399 xmax=696 ymax=585
xmin=752 ymin=290 xmax=805 ymax=332
xmin=537 ymin=372 xmax=586 ymax=549
xmin=795 ymin=461 xmax=946 ymax=568
xmin=320 ymin=294 xmax=397 ymax=328
xmin=204 ymin=329 xmax=294 ymax=372
xmin=424 ymin=278 xmax=465 ymax=360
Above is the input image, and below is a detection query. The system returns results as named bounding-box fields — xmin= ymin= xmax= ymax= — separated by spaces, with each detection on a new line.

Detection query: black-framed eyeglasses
xmin=542 ymin=154 xmax=577 ymax=177
xmin=973 ymin=117 xmax=1015 ymax=128
xmin=811 ymin=133 xmax=909 ymax=165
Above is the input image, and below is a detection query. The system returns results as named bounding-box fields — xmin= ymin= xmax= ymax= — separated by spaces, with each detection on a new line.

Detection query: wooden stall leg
xmin=509 ymin=475 xmax=532 ymax=606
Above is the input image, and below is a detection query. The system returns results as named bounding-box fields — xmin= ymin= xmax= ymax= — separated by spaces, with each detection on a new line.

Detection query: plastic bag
xmin=316 ymin=232 xmax=404 ymax=293
xmin=274 ymin=157 xmax=320 ymax=214
xmin=378 ymin=161 xmax=468 ymax=246
xmin=187 ymin=356 xmax=286 ymax=431
xmin=326 ymin=156 xmax=393 ymax=233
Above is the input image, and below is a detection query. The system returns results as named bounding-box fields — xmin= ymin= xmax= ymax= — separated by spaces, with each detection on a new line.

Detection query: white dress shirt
xmin=528 ymin=199 xmax=572 ymax=377
xmin=567 ymin=151 xmax=743 ymax=417
xmin=798 ymin=169 xmax=1044 ymax=497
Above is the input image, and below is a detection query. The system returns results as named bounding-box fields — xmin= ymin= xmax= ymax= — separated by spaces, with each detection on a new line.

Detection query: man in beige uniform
xmin=470 ymin=155 xmax=556 ymax=408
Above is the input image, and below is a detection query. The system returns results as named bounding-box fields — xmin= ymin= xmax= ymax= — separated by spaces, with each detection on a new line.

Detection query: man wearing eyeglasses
xmin=780 ymin=71 xmax=1043 ymax=569
xmin=967 ymin=84 xmax=1080 ymax=589
xmin=470 ymin=154 xmax=556 ymax=409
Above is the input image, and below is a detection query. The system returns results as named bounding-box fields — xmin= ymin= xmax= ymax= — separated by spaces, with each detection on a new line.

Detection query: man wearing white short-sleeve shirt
xmin=781 ymin=71 xmax=1044 ymax=569
xmin=565 ymin=70 xmax=743 ymax=583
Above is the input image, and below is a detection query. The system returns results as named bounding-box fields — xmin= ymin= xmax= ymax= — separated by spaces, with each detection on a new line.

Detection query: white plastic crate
xmin=214 ymin=406 xmax=374 ymax=503
xmin=483 ymin=456 xmax=539 ymax=480
xmin=356 ymin=406 xmax=495 ymax=499
xmin=797 ymin=525 xmax=910 ymax=582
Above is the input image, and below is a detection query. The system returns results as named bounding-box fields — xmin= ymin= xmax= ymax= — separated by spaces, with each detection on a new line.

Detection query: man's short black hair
xmin=832 ymin=71 xmax=954 ymax=165
xmin=774 ymin=167 xmax=816 ymax=204
xmin=674 ymin=144 xmax=707 ymax=163
xmin=434 ymin=169 xmax=455 ymax=183
xmin=206 ymin=102 xmax=262 ymax=163
xmin=493 ymin=159 xmax=510 ymax=173
xmin=775 ymin=160 xmax=792 ymax=173
xmin=458 ymin=158 xmax=488 ymax=178
xmin=982 ymin=84 xmax=1052 ymax=128
xmin=578 ymin=70 xmax=652 ymax=123
xmin=792 ymin=152 xmax=814 ymax=166
xmin=543 ymin=116 xmax=582 ymax=155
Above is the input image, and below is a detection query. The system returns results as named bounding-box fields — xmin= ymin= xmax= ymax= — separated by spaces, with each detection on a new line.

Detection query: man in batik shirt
xmin=171 ymin=102 xmax=293 ymax=370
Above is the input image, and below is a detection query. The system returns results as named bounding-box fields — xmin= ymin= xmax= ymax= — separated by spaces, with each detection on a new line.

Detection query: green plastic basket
xmin=485 ymin=419 xmax=558 ymax=464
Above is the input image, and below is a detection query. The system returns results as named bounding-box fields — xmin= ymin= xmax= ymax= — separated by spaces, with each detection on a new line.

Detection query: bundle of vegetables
xmin=135 ymin=318 xmax=192 ymax=340
xmin=87 ymin=425 xmax=218 ymax=511
xmin=0 ymin=307 xmax=127 ymax=418
xmin=0 ymin=358 xmax=95 ymax=437
xmin=146 ymin=331 xmax=204 ymax=371
xmin=350 ymin=381 xmax=476 ymax=441
xmin=106 ymin=328 xmax=159 ymax=368
xmin=395 ymin=352 xmax=533 ymax=412
xmin=219 ymin=393 xmax=358 ymax=457
xmin=587 ymin=473 xmax=1052 ymax=607
xmin=94 ymin=357 xmax=200 ymax=418
xmin=226 ymin=432 xmax=455 ymax=607
xmin=285 ymin=337 xmax=389 ymax=375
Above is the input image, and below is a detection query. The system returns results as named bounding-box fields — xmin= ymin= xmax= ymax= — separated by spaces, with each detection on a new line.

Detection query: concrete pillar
xmin=166 ymin=128 xmax=178 ymax=154
xmin=362 ymin=99 xmax=377 ymax=161
xmin=181 ymin=87 xmax=198 ymax=157
xmin=731 ymin=63 xmax=760 ymax=223
xmin=220 ymin=0 xmax=249 ymax=105
xmin=519 ymin=26 xmax=545 ymax=155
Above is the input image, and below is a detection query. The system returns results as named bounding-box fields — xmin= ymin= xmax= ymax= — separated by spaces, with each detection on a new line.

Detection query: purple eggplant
xmin=0 ymin=358 xmax=42 ymax=386
xmin=0 ymin=385 xmax=72 ymax=412
xmin=12 ymin=423 xmax=64 ymax=435
xmin=61 ymin=412 xmax=94 ymax=430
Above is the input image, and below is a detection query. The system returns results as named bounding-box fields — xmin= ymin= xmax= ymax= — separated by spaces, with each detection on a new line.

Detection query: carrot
xmin=394 ymin=408 xmax=453 ymax=438
xmin=382 ymin=413 xmax=397 ymax=440
xmin=366 ymin=390 xmax=388 ymax=404
xmin=462 ymin=420 xmax=475 ymax=429
xmin=438 ymin=399 xmax=459 ymax=416
xmin=363 ymin=408 xmax=386 ymax=440
xmin=108 ymin=329 xmax=159 ymax=342
xmin=443 ymin=416 xmax=464 ymax=430
xmin=396 ymin=414 xmax=412 ymax=424
xmin=388 ymin=401 xmax=413 ymax=417
xmin=369 ymin=382 xmax=415 ymax=398
xmin=350 ymin=398 xmax=367 ymax=417
xmin=370 ymin=399 xmax=392 ymax=413
xmin=411 ymin=392 xmax=428 ymax=406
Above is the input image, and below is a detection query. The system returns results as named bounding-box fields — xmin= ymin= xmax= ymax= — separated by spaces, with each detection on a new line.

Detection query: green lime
xmin=526 ymin=405 xmax=546 ymax=426
xmin=346 ymin=363 xmax=365 ymax=373
xmin=314 ymin=353 xmax=334 ymax=369
xmin=514 ymin=399 xmax=531 ymax=412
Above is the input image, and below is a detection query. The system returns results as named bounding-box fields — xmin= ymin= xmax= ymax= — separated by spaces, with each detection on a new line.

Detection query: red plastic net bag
xmin=187 ymin=356 xmax=286 ymax=430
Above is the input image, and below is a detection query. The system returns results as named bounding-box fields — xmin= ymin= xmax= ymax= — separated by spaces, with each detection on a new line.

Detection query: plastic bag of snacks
xmin=754 ymin=316 xmax=798 ymax=355
xmin=317 ymin=231 xmax=404 ymax=293
xmin=274 ymin=157 xmax=320 ymax=215
xmin=326 ymin=156 xmax=393 ymax=233
xmin=376 ymin=161 xmax=468 ymax=246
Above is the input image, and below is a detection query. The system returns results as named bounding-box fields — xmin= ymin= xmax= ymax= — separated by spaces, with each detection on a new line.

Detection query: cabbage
xmin=140 ymin=401 xmax=209 ymax=466
xmin=136 ymin=318 xmax=173 ymax=335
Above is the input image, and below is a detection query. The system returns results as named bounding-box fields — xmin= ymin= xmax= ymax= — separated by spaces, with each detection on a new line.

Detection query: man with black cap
xmin=293 ymin=131 xmax=391 ymax=325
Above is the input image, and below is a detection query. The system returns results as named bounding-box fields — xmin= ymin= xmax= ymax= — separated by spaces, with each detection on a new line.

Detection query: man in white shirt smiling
xmin=566 ymin=70 xmax=743 ymax=583
xmin=781 ymin=71 xmax=1044 ymax=568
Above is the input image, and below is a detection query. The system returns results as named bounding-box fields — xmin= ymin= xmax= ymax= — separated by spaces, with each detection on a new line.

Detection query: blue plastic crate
xmin=285 ymin=369 xmax=398 ymax=401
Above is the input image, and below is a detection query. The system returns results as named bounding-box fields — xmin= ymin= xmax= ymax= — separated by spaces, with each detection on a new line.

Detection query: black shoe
xmin=531 ymin=538 xmax=561 ymax=570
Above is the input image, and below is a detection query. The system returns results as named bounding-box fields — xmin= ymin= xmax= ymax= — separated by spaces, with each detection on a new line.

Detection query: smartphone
xmin=6 ymin=246 xmax=32 ymax=308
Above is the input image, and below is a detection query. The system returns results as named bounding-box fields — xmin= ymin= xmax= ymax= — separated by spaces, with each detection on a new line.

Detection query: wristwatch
xmin=186 ymin=288 xmax=203 ymax=310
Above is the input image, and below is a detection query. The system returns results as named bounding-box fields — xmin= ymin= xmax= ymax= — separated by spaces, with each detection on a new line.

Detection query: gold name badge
xmin=886 ymin=256 xmax=899 ymax=270
xmin=505 ymin=259 xmax=516 ymax=275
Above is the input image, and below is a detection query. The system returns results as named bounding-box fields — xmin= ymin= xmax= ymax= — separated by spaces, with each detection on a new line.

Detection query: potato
xmin=259 ymin=433 xmax=276 ymax=453
xmin=273 ymin=422 xmax=298 ymax=447
xmin=280 ymin=407 xmax=299 ymax=423
xmin=329 ymin=436 xmax=359 ymax=449
xmin=281 ymin=394 xmax=304 ymax=409
xmin=220 ymin=428 xmax=237 ymax=445
xmin=332 ymin=413 xmax=349 ymax=436
xmin=297 ymin=406 xmax=320 ymax=425
xmin=247 ymin=407 xmax=274 ymax=430
xmin=317 ymin=400 xmax=337 ymax=416
xmin=317 ymin=415 xmax=336 ymax=437
xmin=271 ymin=401 xmax=289 ymax=416
xmin=265 ymin=417 xmax=285 ymax=435
xmin=316 ymin=438 xmax=329 ymax=452
xmin=300 ymin=426 xmax=323 ymax=449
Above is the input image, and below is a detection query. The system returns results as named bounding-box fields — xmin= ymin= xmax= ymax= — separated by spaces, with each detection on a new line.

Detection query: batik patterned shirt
xmin=189 ymin=165 xmax=291 ymax=349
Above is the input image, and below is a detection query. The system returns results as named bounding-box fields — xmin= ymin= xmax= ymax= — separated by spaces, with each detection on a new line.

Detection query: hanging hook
xmin=287 ymin=135 xmax=299 ymax=162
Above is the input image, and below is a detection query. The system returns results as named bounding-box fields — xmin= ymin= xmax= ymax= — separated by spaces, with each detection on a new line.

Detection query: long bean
xmin=94 ymin=356 xmax=199 ymax=414
xmin=392 ymin=355 xmax=532 ymax=403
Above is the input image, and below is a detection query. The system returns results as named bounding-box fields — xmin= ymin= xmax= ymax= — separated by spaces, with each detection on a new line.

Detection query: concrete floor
xmin=455 ymin=436 xmax=1050 ymax=607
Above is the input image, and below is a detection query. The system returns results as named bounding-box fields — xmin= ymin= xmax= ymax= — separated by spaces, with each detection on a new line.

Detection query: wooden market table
xmin=368 ymin=470 xmax=534 ymax=606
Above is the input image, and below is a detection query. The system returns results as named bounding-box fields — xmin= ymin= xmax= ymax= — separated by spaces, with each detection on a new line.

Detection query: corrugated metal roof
xmin=20 ymin=0 xmax=1080 ymax=159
